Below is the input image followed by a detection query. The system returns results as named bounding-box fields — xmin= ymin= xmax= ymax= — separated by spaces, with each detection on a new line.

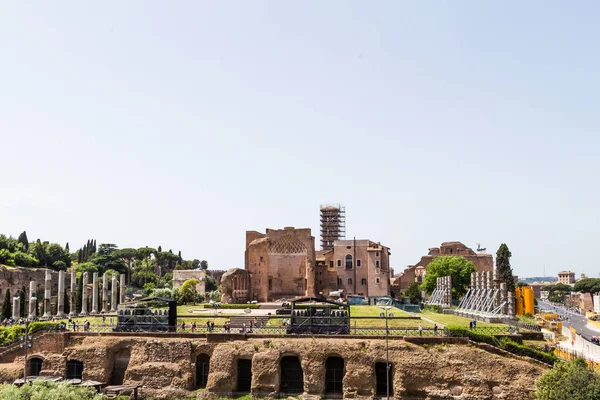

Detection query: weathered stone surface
xmin=0 ymin=334 xmax=547 ymax=399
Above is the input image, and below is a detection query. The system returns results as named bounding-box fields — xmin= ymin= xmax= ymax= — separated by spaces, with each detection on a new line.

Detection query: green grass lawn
xmin=349 ymin=305 xmax=414 ymax=317
xmin=420 ymin=310 xmax=507 ymax=328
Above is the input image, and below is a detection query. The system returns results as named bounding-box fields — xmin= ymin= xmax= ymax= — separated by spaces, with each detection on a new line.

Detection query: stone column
xmin=101 ymin=274 xmax=108 ymax=313
xmin=69 ymin=271 xmax=77 ymax=318
xmin=80 ymin=272 xmax=89 ymax=316
xmin=13 ymin=296 xmax=20 ymax=319
xmin=120 ymin=274 xmax=126 ymax=304
xmin=91 ymin=272 xmax=99 ymax=314
xmin=110 ymin=275 xmax=118 ymax=312
xmin=56 ymin=270 xmax=65 ymax=318
xmin=28 ymin=281 xmax=37 ymax=320
xmin=446 ymin=276 xmax=452 ymax=307
xmin=42 ymin=269 xmax=52 ymax=319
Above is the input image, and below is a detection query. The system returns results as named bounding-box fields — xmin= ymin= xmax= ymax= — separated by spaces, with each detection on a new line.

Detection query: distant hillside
xmin=520 ymin=276 xmax=558 ymax=284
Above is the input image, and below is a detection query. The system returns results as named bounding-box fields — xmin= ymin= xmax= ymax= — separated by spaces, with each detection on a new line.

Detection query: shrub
xmin=0 ymin=381 xmax=106 ymax=399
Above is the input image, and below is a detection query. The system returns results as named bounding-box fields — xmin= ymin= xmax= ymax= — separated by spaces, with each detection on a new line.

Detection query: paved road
xmin=538 ymin=299 xmax=599 ymax=341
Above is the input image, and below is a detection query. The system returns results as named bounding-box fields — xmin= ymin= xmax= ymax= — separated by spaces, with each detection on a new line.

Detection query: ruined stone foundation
xmin=0 ymin=333 xmax=546 ymax=399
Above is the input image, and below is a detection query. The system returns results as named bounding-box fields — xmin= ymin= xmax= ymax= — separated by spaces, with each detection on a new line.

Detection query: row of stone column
xmin=13 ymin=269 xmax=126 ymax=320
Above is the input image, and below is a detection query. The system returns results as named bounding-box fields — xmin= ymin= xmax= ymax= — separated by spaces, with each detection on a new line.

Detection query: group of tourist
xmin=1 ymin=317 xmax=26 ymax=326
xmin=469 ymin=320 xmax=478 ymax=329
xmin=591 ymin=336 xmax=600 ymax=345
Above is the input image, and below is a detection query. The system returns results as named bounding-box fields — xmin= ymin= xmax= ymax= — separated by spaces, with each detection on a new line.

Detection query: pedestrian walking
xmin=181 ymin=321 xmax=186 ymax=331
xmin=418 ymin=323 xmax=423 ymax=336
xmin=433 ymin=324 xmax=438 ymax=336
xmin=191 ymin=321 xmax=196 ymax=333
xmin=242 ymin=322 xmax=247 ymax=334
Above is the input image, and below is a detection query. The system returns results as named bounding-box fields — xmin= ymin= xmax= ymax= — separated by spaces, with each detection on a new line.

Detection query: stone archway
xmin=66 ymin=360 xmax=84 ymax=380
xmin=325 ymin=356 xmax=344 ymax=395
xmin=110 ymin=348 xmax=131 ymax=385
xmin=196 ymin=354 xmax=210 ymax=389
xmin=237 ymin=359 xmax=252 ymax=393
xmin=375 ymin=362 xmax=393 ymax=396
xmin=280 ymin=355 xmax=303 ymax=395
xmin=28 ymin=357 xmax=43 ymax=376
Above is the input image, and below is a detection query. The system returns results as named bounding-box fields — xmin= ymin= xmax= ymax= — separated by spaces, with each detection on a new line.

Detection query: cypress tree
xmin=77 ymin=249 xmax=82 ymax=264
xmin=75 ymin=274 xmax=83 ymax=313
xmin=93 ymin=240 xmax=96 ymax=253
xmin=64 ymin=288 xmax=70 ymax=315
xmin=496 ymin=243 xmax=515 ymax=294
xmin=17 ymin=231 xmax=29 ymax=252
xmin=158 ymin=245 xmax=162 ymax=253
xmin=65 ymin=242 xmax=70 ymax=253
xmin=19 ymin=285 xmax=26 ymax=317
xmin=177 ymin=251 xmax=182 ymax=265
xmin=1 ymin=288 xmax=11 ymax=318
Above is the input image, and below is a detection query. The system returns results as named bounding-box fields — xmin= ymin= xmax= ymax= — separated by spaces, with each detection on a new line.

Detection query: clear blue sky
xmin=1 ymin=2 xmax=599 ymax=279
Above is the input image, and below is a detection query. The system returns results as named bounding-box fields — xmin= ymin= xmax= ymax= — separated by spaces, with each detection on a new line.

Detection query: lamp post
xmin=379 ymin=305 xmax=394 ymax=400
xmin=18 ymin=321 xmax=32 ymax=383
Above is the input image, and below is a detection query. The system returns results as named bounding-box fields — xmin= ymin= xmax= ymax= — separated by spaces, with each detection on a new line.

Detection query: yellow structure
xmin=515 ymin=286 xmax=535 ymax=315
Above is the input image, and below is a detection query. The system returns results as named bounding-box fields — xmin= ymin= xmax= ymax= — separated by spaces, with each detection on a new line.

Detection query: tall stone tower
xmin=320 ymin=204 xmax=346 ymax=250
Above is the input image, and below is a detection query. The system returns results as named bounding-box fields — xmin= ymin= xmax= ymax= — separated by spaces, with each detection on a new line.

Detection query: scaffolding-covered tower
xmin=320 ymin=204 xmax=346 ymax=250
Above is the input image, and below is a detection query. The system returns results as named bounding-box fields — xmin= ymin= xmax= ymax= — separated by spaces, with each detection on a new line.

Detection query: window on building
xmin=268 ymin=279 xmax=272 ymax=291
xmin=376 ymin=252 xmax=379 ymax=257
xmin=361 ymin=278 xmax=367 ymax=285
xmin=260 ymin=256 xmax=263 ymax=263
xmin=356 ymin=259 xmax=361 ymax=267
xmin=330 ymin=261 xmax=334 ymax=268
xmin=348 ymin=278 xmax=352 ymax=285
xmin=319 ymin=280 xmax=322 ymax=285
xmin=337 ymin=278 xmax=342 ymax=286
xmin=346 ymin=246 xmax=352 ymax=249
xmin=345 ymin=255 xmax=353 ymax=270
xmin=376 ymin=278 xmax=380 ymax=284
xmin=376 ymin=260 xmax=380 ymax=268
xmin=337 ymin=260 xmax=342 ymax=267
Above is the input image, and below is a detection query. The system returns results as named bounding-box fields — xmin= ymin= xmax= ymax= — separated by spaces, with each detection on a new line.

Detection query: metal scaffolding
xmin=320 ymin=204 xmax=346 ymax=250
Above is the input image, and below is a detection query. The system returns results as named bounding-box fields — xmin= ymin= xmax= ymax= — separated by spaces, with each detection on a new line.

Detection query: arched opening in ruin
xmin=236 ymin=359 xmax=252 ymax=393
xmin=375 ymin=362 xmax=393 ymax=396
xmin=66 ymin=360 xmax=84 ymax=380
xmin=110 ymin=348 xmax=131 ymax=385
xmin=28 ymin=357 xmax=43 ymax=376
xmin=325 ymin=356 xmax=344 ymax=395
xmin=280 ymin=356 xmax=303 ymax=395
xmin=196 ymin=354 xmax=210 ymax=389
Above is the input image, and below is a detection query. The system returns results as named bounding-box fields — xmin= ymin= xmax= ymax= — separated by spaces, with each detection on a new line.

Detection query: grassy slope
xmin=420 ymin=310 xmax=506 ymax=328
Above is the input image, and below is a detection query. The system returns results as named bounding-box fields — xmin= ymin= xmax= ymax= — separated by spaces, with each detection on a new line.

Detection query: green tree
xmin=404 ymin=282 xmax=422 ymax=304
xmin=177 ymin=279 xmax=199 ymax=304
xmin=536 ymin=359 xmax=600 ymax=400
xmin=29 ymin=239 xmax=47 ymax=266
xmin=200 ymin=260 xmax=208 ymax=270
xmin=496 ymin=243 xmax=514 ymax=294
xmin=13 ymin=251 xmax=38 ymax=268
xmin=115 ymin=248 xmax=137 ymax=284
xmin=546 ymin=283 xmax=573 ymax=303
xmin=205 ymin=275 xmax=218 ymax=292
xmin=1 ymin=288 xmax=11 ymax=318
xmin=191 ymin=259 xmax=200 ymax=269
xmin=421 ymin=256 xmax=476 ymax=299
xmin=17 ymin=231 xmax=29 ymax=252
xmin=177 ymin=250 xmax=182 ymax=265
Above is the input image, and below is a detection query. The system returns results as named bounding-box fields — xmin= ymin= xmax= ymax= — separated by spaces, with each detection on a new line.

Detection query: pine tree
xmin=19 ymin=285 xmax=26 ymax=317
xmin=1 ymin=288 xmax=11 ymax=318
xmin=17 ymin=231 xmax=29 ymax=252
xmin=496 ymin=243 xmax=515 ymax=294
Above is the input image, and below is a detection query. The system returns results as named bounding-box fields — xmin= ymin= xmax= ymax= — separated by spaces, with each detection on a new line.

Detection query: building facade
xmin=558 ymin=270 xmax=576 ymax=285
xmin=244 ymin=227 xmax=390 ymax=302
xmin=315 ymin=240 xmax=391 ymax=297
xmin=392 ymin=242 xmax=493 ymax=294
